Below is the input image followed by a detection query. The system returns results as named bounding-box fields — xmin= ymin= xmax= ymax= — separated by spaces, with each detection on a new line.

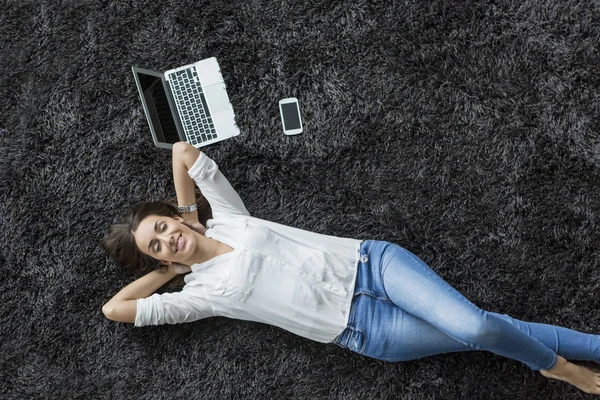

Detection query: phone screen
xmin=281 ymin=102 xmax=301 ymax=130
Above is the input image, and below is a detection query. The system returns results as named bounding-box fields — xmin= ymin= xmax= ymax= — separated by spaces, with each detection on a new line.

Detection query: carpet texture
xmin=2 ymin=0 xmax=600 ymax=398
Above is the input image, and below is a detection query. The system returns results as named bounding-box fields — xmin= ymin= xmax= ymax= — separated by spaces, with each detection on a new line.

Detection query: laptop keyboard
xmin=168 ymin=67 xmax=218 ymax=145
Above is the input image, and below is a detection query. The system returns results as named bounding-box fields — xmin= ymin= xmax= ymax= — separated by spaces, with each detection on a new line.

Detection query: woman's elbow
xmin=102 ymin=303 xmax=116 ymax=320
xmin=102 ymin=301 xmax=136 ymax=323
xmin=172 ymin=141 xmax=200 ymax=169
xmin=172 ymin=141 xmax=194 ymax=159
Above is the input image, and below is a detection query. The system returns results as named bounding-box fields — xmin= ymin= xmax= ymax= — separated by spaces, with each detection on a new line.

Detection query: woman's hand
xmin=168 ymin=263 xmax=192 ymax=275
xmin=182 ymin=220 xmax=207 ymax=235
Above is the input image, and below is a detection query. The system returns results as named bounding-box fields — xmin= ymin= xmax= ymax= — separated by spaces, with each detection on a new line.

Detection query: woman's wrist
xmin=177 ymin=203 xmax=197 ymax=213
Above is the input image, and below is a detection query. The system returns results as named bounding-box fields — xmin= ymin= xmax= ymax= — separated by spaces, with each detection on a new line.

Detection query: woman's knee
xmin=455 ymin=313 xmax=505 ymax=349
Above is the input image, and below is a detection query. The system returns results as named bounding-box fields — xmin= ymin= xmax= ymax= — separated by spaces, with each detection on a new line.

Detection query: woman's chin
xmin=174 ymin=248 xmax=192 ymax=264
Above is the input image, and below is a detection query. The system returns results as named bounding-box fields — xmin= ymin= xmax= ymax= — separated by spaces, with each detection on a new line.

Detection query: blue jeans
xmin=334 ymin=241 xmax=600 ymax=371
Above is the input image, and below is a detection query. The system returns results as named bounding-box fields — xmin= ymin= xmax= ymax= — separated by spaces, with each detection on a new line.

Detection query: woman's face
xmin=133 ymin=215 xmax=197 ymax=265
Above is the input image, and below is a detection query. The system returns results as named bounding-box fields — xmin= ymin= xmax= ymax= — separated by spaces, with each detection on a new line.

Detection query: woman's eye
xmin=162 ymin=224 xmax=166 ymax=232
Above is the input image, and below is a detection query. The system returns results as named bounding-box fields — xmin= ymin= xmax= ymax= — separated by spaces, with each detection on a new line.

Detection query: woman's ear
xmin=160 ymin=260 xmax=172 ymax=266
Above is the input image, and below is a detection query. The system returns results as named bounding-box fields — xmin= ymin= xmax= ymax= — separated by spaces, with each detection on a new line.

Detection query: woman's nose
xmin=160 ymin=233 xmax=174 ymax=247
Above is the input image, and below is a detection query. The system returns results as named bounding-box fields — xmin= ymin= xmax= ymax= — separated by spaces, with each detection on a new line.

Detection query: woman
xmin=102 ymin=142 xmax=600 ymax=395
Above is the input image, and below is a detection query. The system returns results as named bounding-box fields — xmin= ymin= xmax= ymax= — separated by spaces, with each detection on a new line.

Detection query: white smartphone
xmin=279 ymin=97 xmax=303 ymax=135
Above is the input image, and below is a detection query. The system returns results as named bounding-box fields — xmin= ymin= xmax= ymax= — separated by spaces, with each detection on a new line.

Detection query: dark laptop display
xmin=135 ymin=71 xmax=181 ymax=144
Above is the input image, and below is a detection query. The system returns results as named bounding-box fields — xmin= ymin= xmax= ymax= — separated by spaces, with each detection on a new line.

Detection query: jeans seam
xmin=542 ymin=353 xmax=558 ymax=371
xmin=355 ymin=289 xmax=389 ymax=301
xmin=357 ymin=329 xmax=367 ymax=354
xmin=377 ymin=349 xmax=443 ymax=362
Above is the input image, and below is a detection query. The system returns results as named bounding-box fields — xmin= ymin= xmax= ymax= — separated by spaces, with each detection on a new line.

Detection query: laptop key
xmin=199 ymin=93 xmax=211 ymax=117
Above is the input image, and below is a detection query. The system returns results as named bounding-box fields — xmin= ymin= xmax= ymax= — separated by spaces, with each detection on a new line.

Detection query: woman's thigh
xmin=378 ymin=243 xmax=493 ymax=345
xmin=351 ymin=294 xmax=474 ymax=362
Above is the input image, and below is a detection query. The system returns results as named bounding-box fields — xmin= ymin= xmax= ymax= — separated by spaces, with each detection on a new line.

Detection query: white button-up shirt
xmin=135 ymin=152 xmax=362 ymax=343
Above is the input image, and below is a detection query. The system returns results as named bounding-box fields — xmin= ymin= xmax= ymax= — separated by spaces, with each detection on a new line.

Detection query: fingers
xmin=181 ymin=220 xmax=207 ymax=235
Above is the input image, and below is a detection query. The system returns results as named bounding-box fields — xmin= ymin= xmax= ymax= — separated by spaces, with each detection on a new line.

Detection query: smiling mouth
xmin=176 ymin=233 xmax=184 ymax=252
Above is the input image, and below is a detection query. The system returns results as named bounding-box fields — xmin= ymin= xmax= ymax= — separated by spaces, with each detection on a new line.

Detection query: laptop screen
xmin=134 ymin=70 xmax=181 ymax=145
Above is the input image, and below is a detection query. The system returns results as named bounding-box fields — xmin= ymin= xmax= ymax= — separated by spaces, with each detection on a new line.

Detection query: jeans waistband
xmin=335 ymin=240 xmax=384 ymax=347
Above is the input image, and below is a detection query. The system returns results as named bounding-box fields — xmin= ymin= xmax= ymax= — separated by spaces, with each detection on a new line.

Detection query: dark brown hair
xmin=102 ymin=189 xmax=212 ymax=288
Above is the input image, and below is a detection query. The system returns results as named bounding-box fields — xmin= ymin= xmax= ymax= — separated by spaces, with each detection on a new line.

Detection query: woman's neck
xmin=187 ymin=233 xmax=233 ymax=265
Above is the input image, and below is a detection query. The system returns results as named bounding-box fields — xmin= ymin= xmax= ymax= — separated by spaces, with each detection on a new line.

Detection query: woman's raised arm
xmin=172 ymin=142 xmax=202 ymax=224
xmin=102 ymin=267 xmax=179 ymax=323
xmin=175 ymin=141 xmax=250 ymax=218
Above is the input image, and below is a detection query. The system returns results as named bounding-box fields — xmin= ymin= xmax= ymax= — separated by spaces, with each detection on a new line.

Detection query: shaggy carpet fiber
xmin=2 ymin=0 xmax=600 ymax=398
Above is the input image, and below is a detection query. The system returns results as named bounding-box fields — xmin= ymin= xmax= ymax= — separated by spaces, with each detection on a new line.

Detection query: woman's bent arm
xmin=102 ymin=269 xmax=178 ymax=323
xmin=172 ymin=142 xmax=201 ymax=224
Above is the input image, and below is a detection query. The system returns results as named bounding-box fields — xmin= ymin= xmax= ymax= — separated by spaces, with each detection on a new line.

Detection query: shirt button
xmin=360 ymin=254 xmax=369 ymax=263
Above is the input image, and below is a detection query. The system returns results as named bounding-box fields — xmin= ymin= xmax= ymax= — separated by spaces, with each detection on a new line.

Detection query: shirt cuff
xmin=134 ymin=297 xmax=148 ymax=327
xmin=187 ymin=152 xmax=213 ymax=181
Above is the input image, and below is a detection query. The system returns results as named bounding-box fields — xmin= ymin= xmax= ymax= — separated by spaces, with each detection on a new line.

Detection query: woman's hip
xmin=352 ymin=240 xmax=429 ymax=297
xmin=335 ymin=240 xmax=469 ymax=360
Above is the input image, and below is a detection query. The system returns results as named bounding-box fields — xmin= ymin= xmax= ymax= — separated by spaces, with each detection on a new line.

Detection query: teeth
xmin=177 ymin=236 xmax=183 ymax=251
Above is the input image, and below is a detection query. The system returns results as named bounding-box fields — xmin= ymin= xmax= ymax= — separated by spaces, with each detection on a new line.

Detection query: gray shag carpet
xmin=2 ymin=1 xmax=600 ymax=399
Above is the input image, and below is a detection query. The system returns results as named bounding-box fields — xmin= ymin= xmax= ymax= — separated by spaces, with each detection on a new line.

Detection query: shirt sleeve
xmin=187 ymin=152 xmax=250 ymax=218
xmin=134 ymin=291 xmax=213 ymax=327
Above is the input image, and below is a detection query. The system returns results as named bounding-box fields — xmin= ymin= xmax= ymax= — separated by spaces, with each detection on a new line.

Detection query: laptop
xmin=132 ymin=57 xmax=240 ymax=149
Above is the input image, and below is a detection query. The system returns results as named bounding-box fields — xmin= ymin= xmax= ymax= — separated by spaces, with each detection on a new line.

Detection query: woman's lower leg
xmin=494 ymin=312 xmax=600 ymax=363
